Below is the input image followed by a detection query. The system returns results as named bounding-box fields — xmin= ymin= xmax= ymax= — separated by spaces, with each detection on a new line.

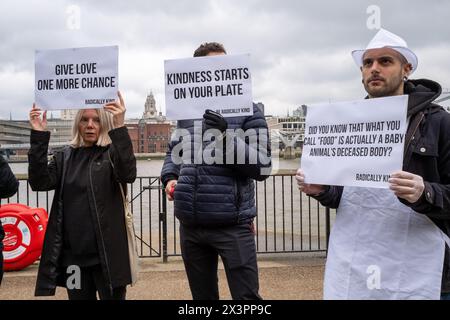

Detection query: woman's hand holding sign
xmin=295 ymin=169 xmax=326 ymax=196
xmin=104 ymin=91 xmax=126 ymax=128
xmin=389 ymin=171 xmax=425 ymax=203
xmin=29 ymin=103 xmax=47 ymax=131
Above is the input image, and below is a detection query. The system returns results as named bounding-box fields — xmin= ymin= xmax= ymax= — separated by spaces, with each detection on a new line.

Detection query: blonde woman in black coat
xmin=28 ymin=92 xmax=136 ymax=300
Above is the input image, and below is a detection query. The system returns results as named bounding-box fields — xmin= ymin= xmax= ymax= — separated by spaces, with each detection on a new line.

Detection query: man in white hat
xmin=296 ymin=28 xmax=450 ymax=300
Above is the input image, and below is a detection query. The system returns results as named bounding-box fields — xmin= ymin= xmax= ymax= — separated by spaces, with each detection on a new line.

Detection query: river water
xmin=9 ymin=158 xmax=301 ymax=176
xmin=6 ymin=158 xmax=332 ymax=255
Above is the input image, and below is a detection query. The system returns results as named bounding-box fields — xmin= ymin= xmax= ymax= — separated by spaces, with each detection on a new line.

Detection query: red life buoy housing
xmin=0 ymin=203 xmax=48 ymax=271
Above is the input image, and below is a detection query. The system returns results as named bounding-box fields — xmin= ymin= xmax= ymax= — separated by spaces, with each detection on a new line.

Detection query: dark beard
xmin=364 ymin=73 xmax=404 ymax=98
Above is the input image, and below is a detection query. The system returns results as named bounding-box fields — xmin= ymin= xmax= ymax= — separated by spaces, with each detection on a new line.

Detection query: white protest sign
xmin=301 ymin=95 xmax=408 ymax=188
xmin=164 ymin=54 xmax=253 ymax=120
xmin=35 ymin=46 xmax=118 ymax=110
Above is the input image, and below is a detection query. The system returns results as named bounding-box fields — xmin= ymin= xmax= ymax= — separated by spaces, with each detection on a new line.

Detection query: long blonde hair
xmin=70 ymin=109 xmax=114 ymax=147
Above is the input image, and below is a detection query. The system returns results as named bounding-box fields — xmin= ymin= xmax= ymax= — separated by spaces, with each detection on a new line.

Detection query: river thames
xmin=8 ymin=158 xmax=301 ymax=176
xmin=5 ymin=158 xmax=331 ymax=256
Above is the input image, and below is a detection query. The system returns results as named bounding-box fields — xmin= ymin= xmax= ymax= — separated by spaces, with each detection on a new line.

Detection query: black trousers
xmin=64 ymin=264 xmax=126 ymax=300
xmin=0 ymin=251 xmax=3 ymax=286
xmin=180 ymin=223 xmax=261 ymax=300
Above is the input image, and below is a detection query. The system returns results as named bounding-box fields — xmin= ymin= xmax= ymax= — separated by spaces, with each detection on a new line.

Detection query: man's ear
xmin=403 ymin=63 xmax=413 ymax=78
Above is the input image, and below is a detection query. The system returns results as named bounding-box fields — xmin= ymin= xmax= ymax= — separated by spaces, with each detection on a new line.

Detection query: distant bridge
xmin=0 ymin=141 xmax=70 ymax=150
xmin=436 ymin=89 xmax=450 ymax=104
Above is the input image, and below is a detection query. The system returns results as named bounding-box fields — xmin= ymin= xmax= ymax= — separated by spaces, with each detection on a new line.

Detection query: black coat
xmin=0 ymin=156 xmax=20 ymax=250
xmin=28 ymin=127 xmax=136 ymax=296
xmin=160 ymin=104 xmax=271 ymax=227
xmin=314 ymin=79 xmax=450 ymax=291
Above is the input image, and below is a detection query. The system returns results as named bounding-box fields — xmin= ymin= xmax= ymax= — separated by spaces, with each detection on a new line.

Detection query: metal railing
xmin=1 ymin=175 xmax=333 ymax=262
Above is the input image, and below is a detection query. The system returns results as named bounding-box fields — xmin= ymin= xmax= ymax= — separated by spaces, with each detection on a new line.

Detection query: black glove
xmin=203 ymin=109 xmax=227 ymax=133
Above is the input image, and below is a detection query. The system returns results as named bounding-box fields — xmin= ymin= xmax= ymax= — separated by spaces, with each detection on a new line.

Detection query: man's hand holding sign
xmin=203 ymin=109 xmax=228 ymax=133
xmin=295 ymin=170 xmax=326 ymax=197
xmin=295 ymin=169 xmax=426 ymax=204
xmin=388 ymin=171 xmax=425 ymax=204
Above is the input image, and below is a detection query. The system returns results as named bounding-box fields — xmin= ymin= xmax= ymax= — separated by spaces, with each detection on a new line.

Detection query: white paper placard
xmin=164 ymin=54 xmax=253 ymax=120
xmin=301 ymin=95 xmax=409 ymax=188
xmin=35 ymin=46 xmax=118 ymax=110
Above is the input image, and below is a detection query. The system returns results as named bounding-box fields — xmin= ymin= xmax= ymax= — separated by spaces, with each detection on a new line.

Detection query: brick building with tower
xmin=125 ymin=92 xmax=173 ymax=154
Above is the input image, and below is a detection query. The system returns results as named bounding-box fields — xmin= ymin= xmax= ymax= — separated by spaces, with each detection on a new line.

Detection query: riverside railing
xmin=1 ymin=173 xmax=333 ymax=262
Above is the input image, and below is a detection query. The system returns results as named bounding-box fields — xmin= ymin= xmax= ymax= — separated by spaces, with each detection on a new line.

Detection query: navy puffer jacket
xmin=161 ymin=104 xmax=271 ymax=227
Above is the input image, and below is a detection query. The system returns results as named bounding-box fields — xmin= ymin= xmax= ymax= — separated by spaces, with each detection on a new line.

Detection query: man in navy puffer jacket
xmin=161 ymin=42 xmax=271 ymax=300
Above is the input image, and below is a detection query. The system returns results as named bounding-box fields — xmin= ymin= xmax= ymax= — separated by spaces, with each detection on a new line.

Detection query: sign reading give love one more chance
xmin=35 ymin=45 xmax=118 ymax=110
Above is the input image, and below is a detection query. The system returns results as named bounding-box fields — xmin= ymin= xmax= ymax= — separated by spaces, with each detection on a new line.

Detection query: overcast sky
xmin=1 ymin=0 xmax=449 ymax=120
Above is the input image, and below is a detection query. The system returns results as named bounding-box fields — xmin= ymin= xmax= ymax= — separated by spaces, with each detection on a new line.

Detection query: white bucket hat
xmin=352 ymin=28 xmax=418 ymax=73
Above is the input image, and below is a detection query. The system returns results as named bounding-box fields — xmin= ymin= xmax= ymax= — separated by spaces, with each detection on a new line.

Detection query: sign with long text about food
xmin=301 ymin=95 xmax=408 ymax=188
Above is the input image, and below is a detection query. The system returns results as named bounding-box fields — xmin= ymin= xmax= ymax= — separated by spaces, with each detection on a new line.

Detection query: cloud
xmin=1 ymin=0 xmax=449 ymax=120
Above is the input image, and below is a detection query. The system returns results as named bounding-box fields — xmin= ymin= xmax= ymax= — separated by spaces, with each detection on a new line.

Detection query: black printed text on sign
xmin=35 ymin=46 xmax=118 ymax=110
xmin=164 ymin=54 xmax=253 ymax=120
xmin=301 ymin=95 xmax=408 ymax=188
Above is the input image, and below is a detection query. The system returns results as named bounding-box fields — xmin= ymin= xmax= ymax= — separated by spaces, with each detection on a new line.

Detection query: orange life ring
xmin=1 ymin=204 xmax=48 ymax=271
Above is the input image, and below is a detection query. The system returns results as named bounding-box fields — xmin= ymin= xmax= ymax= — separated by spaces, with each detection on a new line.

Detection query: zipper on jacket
xmin=234 ymin=179 xmax=241 ymax=223
xmin=193 ymin=166 xmax=198 ymax=224
xmin=233 ymin=180 xmax=239 ymax=208
xmin=404 ymin=112 xmax=425 ymax=160
xmin=89 ymin=157 xmax=114 ymax=294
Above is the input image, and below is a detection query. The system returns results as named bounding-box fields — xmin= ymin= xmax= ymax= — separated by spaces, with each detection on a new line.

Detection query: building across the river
xmin=1 ymin=92 xmax=174 ymax=158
